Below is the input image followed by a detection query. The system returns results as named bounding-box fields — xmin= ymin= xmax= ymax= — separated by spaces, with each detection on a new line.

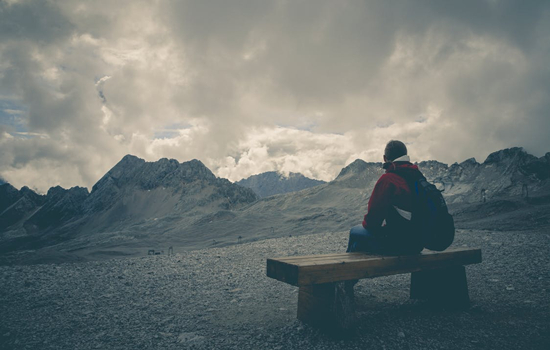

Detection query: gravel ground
xmin=1 ymin=228 xmax=549 ymax=350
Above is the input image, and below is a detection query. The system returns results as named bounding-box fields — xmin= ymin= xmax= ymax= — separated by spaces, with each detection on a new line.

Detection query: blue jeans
xmin=346 ymin=225 xmax=385 ymax=253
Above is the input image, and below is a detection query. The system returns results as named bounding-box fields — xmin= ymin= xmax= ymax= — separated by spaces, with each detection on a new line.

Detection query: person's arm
xmin=362 ymin=174 xmax=395 ymax=232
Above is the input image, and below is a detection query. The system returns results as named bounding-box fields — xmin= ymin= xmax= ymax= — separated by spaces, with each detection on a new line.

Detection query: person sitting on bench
xmin=347 ymin=140 xmax=425 ymax=255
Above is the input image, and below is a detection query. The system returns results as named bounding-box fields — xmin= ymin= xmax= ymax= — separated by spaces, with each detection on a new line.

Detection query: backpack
xmin=400 ymin=173 xmax=455 ymax=251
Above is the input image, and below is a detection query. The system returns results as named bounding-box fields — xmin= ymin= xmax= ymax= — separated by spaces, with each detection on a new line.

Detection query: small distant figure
xmin=481 ymin=189 xmax=486 ymax=203
xmin=168 ymin=246 xmax=173 ymax=255
xmin=522 ymin=184 xmax=529 ymax=199
xmin=238 ymin=236 xmax=242 ymax=243
xmin=148 ymin=249 xmax=155 ymax=255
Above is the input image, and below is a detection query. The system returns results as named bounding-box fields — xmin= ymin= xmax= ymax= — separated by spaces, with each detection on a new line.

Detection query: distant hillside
xmin=236 ymin=171 xmax=325 ymax=197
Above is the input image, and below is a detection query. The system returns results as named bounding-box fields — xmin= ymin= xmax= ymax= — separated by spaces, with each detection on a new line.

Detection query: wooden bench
xmin=266 ymin=247 xmax=482 ymax=330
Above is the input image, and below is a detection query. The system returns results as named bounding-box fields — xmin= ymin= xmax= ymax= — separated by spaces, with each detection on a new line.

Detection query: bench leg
xmin=410 ymin=265 xmax=470 ymax=309
xmin=297 ymin=281 xmax=356 ymax=330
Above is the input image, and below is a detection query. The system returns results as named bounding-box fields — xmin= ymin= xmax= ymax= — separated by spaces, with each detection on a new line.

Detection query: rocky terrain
xmin=1 ymin=147 xmax=550 ymax=349
xmin=1 ymin=225 xmax=549 ymax=350
xmin=236 ymin=171 xmax=326 ymax=198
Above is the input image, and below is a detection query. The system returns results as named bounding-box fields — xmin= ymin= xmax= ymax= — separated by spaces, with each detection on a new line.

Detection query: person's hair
xmin=384 ymin=140 xmax=407 ymax=161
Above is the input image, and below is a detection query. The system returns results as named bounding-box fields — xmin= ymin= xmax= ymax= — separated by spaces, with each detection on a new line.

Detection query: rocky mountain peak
xmin=136 ymin=157 xmax=216 ymax=190
xmin=483 ymin=147 xmax=535 ymax=165
xmin=120 ymin=154 xmax=145 ymax=165
xmin=335 ymin=159 xmax=383 ymax=181
xmin=338 ymin=159 xmax=368 ymax=177
xmin=20 ymin=186 xmax=33 ymax=194
xmin=82 ymin=155 xmax=256 ymax=216
xmin=92 ymin=155 xmax=146 ymax=191
xmin=0 ymin=184 xmax=47 ymax=230
xmin=460 ymin=157 xmax=479 ymax=167
xmin=447 ymin=158 xmax=479 ymax=179
xmin=19 ymin=186 xmax=44 ymax=204
xmin=112 ymin=154 xmax=147 ymax=177
xmin=92 ymin=156 xmax=217 ymax=194
xmin=43 ymin=186 xmax=89 ymax=205
xmin=179 ymin=159 xmax=216 ymax=181
xmin=332 ymin=159 xmax=384 ymax=189
xmin=417 ymin=160 xmax=448 ymax=171
xmin=0 ymin=182 xmax=17 ymax=194
xmin=26 ymin=186 xmax=90 ymax=230
xmin=481 ymin=147 xmax=542 ymax=181
xmin=46 ymin=186 xmax=68 ymax=201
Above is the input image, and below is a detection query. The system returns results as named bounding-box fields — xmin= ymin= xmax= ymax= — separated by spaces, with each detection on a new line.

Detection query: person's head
xmin=384 ymin=140 xmax=407 ymax=162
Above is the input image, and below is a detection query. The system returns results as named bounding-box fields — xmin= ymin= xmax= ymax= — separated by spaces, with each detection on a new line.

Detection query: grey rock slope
xmin=0 ymin=156 xmax=258 ymax=262
xmin=80 ymin=155 xmax=257 ymax=227
xmin=236 ymin=171 xmax=325 ymax=198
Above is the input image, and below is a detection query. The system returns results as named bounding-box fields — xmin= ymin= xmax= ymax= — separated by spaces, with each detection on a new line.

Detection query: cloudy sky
xmin=1 ymin=0 xmax=549 ymax=193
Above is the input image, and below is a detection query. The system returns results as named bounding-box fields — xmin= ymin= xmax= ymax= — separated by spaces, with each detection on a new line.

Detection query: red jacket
xmin=362 ymin=161 xmax=422 ymax=235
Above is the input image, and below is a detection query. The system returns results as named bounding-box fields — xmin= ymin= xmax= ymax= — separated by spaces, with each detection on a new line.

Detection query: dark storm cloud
xmin=0 ymin=0 xmax=75 ymax=44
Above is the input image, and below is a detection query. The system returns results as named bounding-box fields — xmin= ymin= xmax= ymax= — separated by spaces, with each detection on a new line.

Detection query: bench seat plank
xmin=267 ymin=247 xmax=481 ymax=286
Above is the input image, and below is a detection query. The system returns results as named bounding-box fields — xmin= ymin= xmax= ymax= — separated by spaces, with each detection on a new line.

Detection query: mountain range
xmin=1 ymin=147 xmax=549 ymax=265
